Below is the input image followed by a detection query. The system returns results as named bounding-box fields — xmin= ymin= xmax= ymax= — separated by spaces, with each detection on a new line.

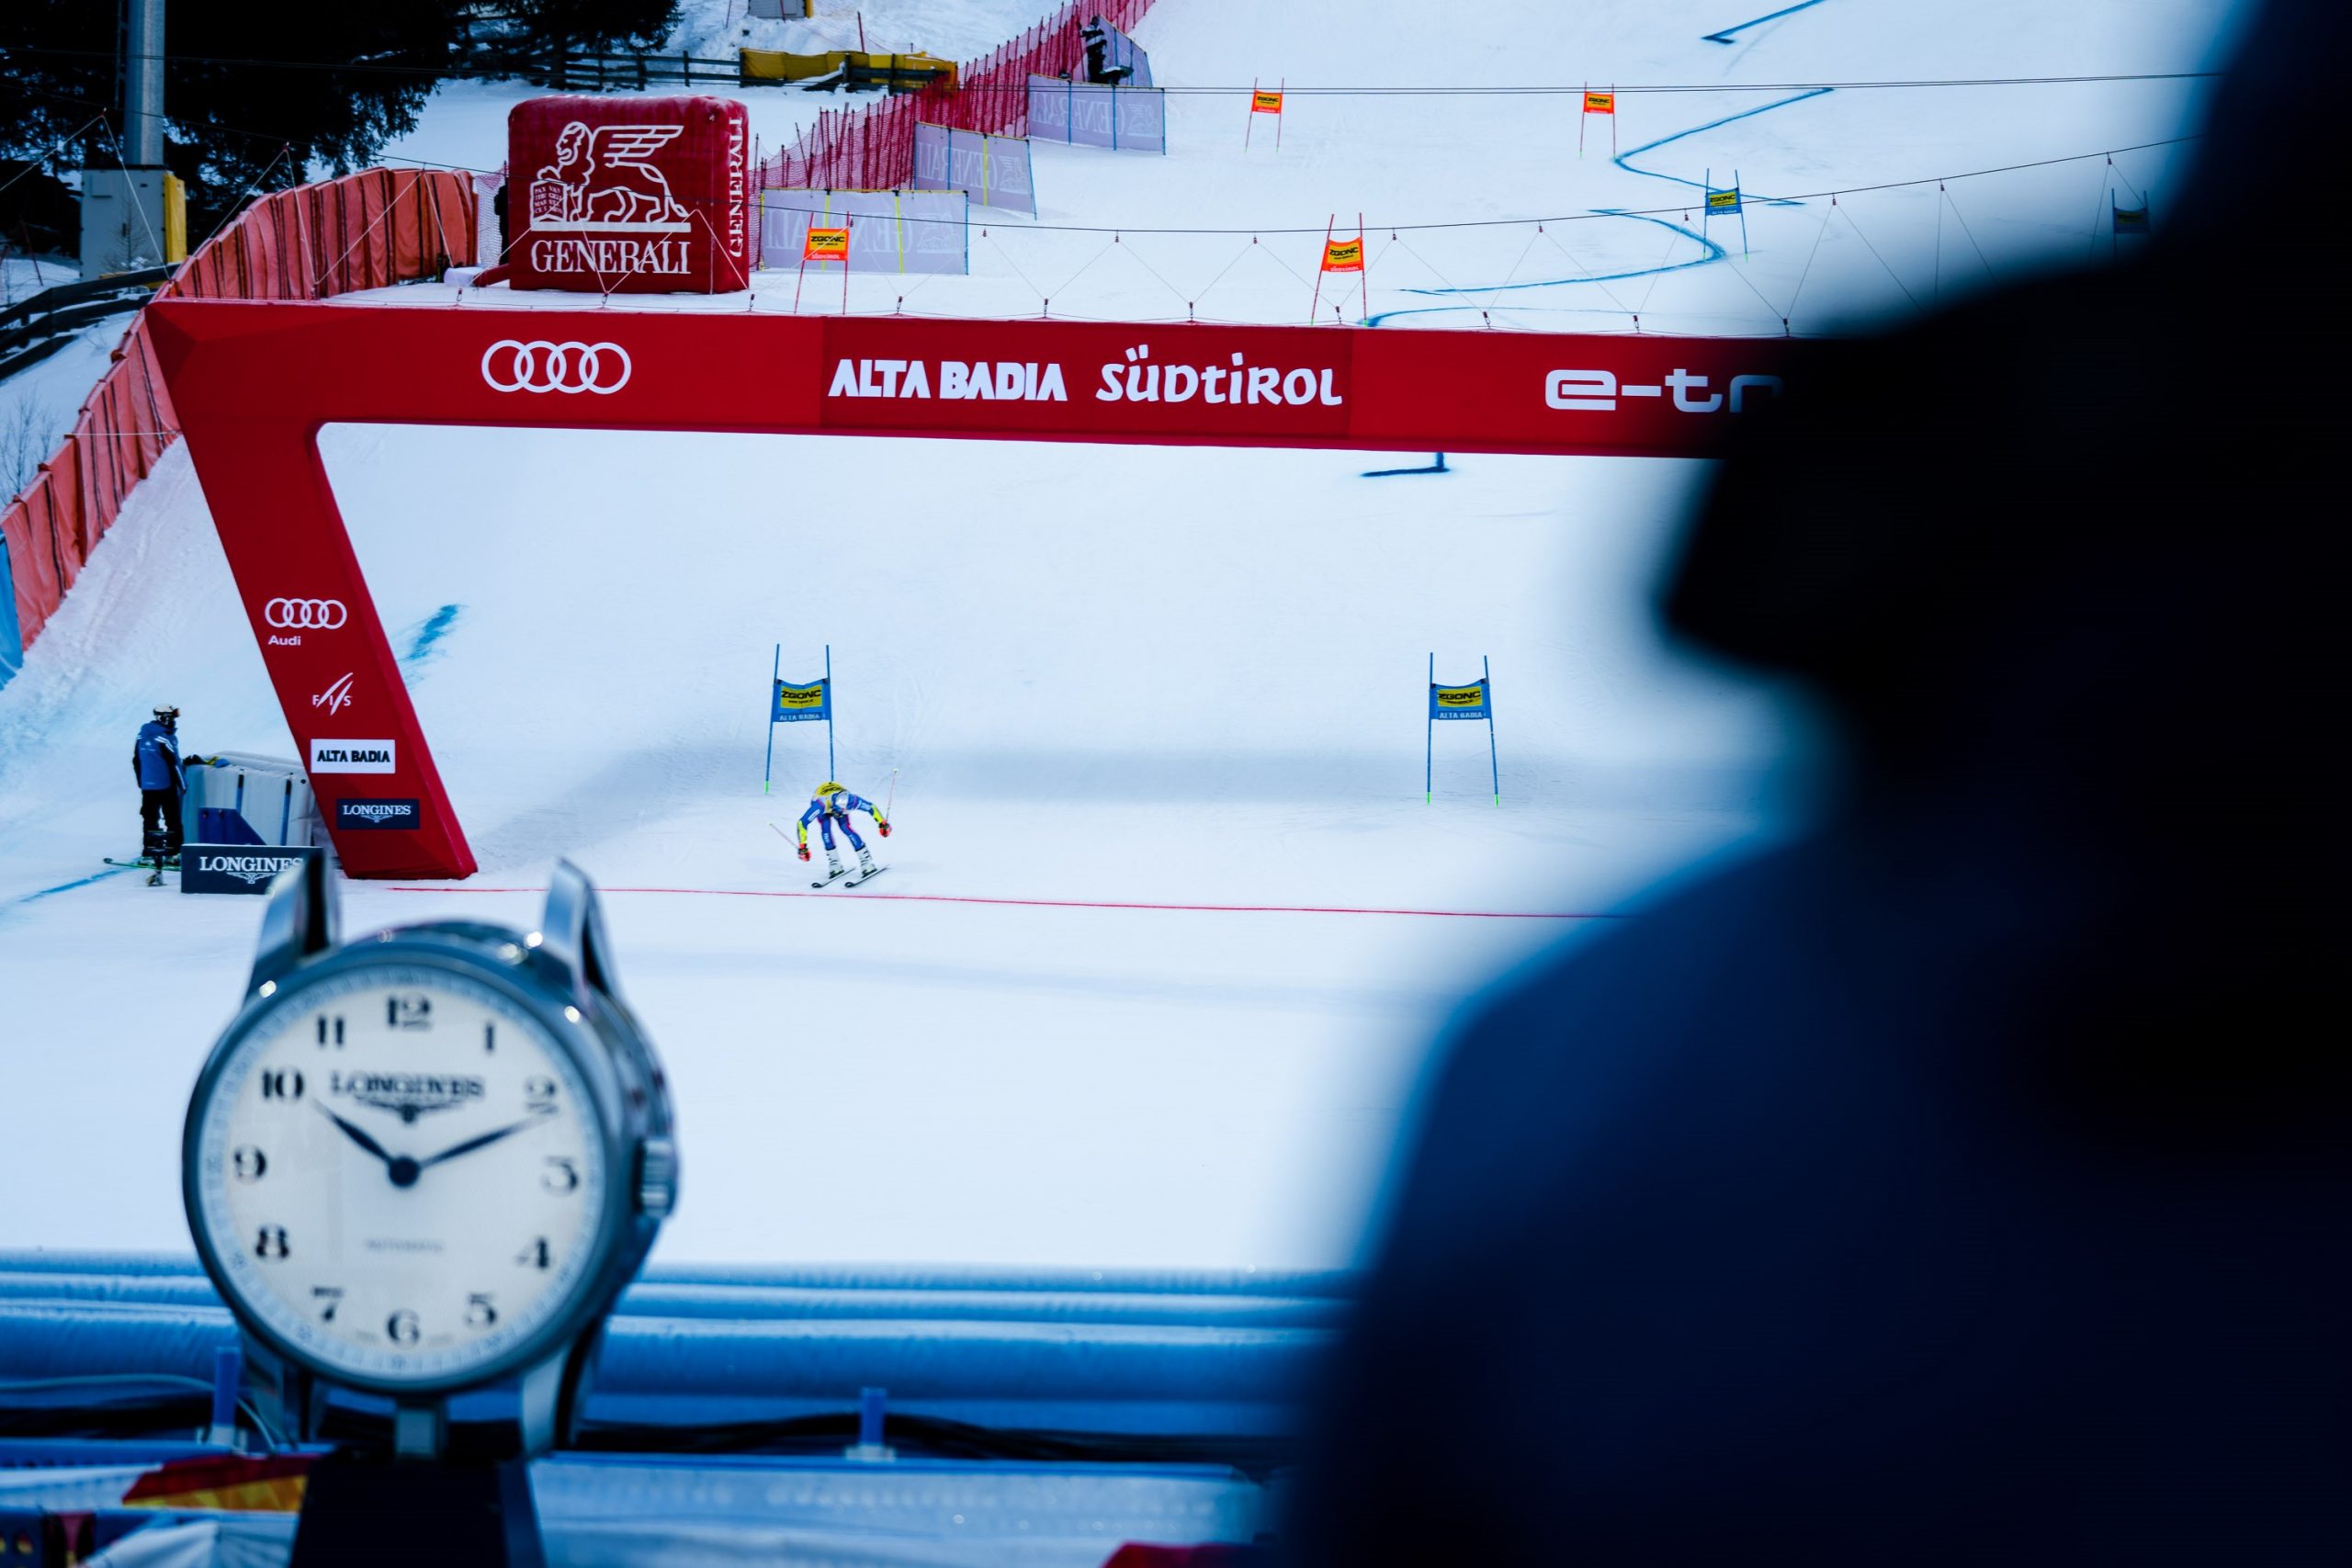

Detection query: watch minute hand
xmin=418 ymin=1109 xmax=553 ymax=1171
xmin=311 ymin=1101 xmax=397 ymax=1168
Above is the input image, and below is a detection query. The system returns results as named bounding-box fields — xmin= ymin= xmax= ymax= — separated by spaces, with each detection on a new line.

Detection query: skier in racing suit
xmin=796 ymin=782 xmax=890 ymax=878
xmin=132 ymin=705 xmax=187 ymax=864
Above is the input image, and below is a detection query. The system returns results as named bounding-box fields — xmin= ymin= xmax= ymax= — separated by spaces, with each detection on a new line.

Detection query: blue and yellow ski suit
xmin=797 ymin=787 xmax=888 ymax=852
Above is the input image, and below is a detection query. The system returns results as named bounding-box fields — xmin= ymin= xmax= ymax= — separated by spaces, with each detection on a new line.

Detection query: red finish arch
xmin=146 ymin=300 xmax=1804 ymax=878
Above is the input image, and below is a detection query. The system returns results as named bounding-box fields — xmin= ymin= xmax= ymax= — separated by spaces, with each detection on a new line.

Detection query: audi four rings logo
xmin=266 ymin=598 xmax=347 ymax=629
xmin=481 ymin=339 xmax=631 ymax=395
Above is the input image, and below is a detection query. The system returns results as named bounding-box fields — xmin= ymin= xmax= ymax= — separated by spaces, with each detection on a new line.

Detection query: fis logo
xmin=309 ymin=739 xmax=397 ymax=774
xmin=311 ymin=673 xmax=356 ymax=716
xmin=336 ymin=798 xmax=420 ymax=829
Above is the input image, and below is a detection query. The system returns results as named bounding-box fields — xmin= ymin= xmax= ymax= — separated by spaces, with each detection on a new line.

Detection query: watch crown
xmin=637 ymin=1136 xmax=678 ymax=1217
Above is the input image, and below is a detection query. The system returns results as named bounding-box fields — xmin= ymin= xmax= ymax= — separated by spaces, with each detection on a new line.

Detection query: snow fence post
xmin=825 ymin=643 xmax=836 ymax=779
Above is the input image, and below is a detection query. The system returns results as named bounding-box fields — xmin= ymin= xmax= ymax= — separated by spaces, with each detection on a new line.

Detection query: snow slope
xmin=0 ymin=0 xmax=2234 ymax=1269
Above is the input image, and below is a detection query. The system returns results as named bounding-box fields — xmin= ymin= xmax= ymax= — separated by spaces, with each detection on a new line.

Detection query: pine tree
xmin=0 ymin=0 xmax=472 ymax=246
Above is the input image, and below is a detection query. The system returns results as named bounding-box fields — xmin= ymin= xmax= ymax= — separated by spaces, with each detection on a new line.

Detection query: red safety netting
xmin=760 ymin=0 xmax=1153 ymax=196
xmin=4 ymin=169 xmax=473 ymax=656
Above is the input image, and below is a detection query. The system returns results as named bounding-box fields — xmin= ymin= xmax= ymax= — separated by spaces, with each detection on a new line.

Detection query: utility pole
xmin=123 ymin=0 xmax=164 ymax=165
xmin=82 ymin=0 xmax=180 ymax=276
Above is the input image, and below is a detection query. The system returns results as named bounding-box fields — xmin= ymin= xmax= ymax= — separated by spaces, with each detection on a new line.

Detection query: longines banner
xmin=507 ymin=95 xmax=751 ymax=293
xmin=146 ymin=299 xmax=1808 ymax=879
xmin=183 ymin=843 xmax=321 ymax=896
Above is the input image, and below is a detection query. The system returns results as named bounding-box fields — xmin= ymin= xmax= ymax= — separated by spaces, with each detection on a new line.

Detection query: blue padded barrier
xmin=0 ymin=1253 xmax=1351 ymax=1439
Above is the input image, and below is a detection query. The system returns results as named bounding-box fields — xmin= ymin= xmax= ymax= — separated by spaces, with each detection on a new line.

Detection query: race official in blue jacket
xmin=132 ymin=705 xmax=187 ymax=863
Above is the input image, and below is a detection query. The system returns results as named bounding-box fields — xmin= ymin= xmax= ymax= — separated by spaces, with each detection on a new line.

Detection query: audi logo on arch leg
xmin=266 ymin=598 xmax=347 ymax=629
xmin=481 ymin=339 xmax=631 ymax=394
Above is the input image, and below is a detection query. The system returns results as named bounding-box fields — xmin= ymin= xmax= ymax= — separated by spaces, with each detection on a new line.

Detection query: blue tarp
xmin=0 ymin=533 xmax=20 ymax=690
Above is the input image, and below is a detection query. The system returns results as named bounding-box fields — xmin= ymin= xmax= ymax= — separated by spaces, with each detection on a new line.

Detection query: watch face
xmin=187 ymin=958 xmax=611 ymax=1391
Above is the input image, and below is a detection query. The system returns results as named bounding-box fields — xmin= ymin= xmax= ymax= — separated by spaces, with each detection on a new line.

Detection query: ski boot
xmin=855 ymin=845 xmax=877 ymax=876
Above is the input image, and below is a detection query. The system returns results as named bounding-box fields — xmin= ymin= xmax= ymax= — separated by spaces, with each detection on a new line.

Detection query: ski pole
xmin=886 ymin=765 xmax=898 ymax=819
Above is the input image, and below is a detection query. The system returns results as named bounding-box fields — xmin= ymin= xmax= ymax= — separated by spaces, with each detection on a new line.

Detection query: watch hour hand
xmin=419 ymin=1109 xmax=554 ymax=1171
xmin=312 ymin=1100 xmax=398 ymax=1168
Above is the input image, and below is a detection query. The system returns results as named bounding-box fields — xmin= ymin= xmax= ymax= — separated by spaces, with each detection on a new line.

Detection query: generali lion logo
xmin=529 ymin=122 xmax=690 ymax=232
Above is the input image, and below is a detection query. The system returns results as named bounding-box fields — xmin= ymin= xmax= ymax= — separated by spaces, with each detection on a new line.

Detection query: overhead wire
xmin=4 ymin=48 xmax=2226 ymax=94
xmin=755 ymin=133 xmax=2201 ymax=235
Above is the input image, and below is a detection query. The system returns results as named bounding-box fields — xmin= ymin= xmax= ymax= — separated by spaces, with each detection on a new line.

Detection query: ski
xmin=808 ymin=868 xmax=852 ymax=889
xmin=842 ymin=867 xmax=887 ymax=888
xmin=105 ymin=856 xmax=178 ymax=869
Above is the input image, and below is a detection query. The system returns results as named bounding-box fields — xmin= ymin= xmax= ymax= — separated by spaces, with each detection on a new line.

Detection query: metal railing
xmin=530 ymin=49 xmax=742 ymax=90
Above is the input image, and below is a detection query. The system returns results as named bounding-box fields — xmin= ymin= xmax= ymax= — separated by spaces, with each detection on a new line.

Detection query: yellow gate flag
xmin=803 ymin=226 xmax=850 ymax=262
xmin=1252 ymin=88 xmax=1283 ymax=114
xmin=1321 ymin=235 xmax=1364 ymax=273
xmin=1584 ymin=91 xmax=1616 ymax=114
xmin=1431 ymin=684 xmax=1488 ymax=716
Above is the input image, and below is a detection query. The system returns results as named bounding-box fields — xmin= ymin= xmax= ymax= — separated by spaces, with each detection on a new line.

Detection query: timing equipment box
xmin=508 ymin=95 xmax=752 ymax=293
xmin=182 ymin=844 xmax=321 ymax=896
xmin=185 ymin=751 xmax=317 ymax=848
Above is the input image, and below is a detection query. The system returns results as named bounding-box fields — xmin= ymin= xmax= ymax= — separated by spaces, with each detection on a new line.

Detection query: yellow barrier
xmin=740 ymin=47 xmax=956 ymax=87
xmin=162 ymin=174 xmax=187 ymax=263
xmin=741 ymin=47 xmax=847 ymax=81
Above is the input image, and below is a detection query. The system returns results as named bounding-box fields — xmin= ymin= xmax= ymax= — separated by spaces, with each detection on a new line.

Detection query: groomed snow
xmin=0 ymin=0 xmax=2232 ymax=1269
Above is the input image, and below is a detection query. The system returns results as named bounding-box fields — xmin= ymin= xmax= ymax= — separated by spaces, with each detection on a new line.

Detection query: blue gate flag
xmin=1702 ymin=168 xmax=1750 ymax=257
xmin=1428 ymin=654 xmax=1500 ymax=806
xmin=1430 ymin=679 xmax=1490 ymax=719
xmin=764 ymin=643 xmax=836 ymax=792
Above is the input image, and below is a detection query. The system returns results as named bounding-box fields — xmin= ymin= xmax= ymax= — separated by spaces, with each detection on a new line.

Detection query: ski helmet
xmin=153 ymin=705 xmax=180 ymax=725
xmin=815 ymin=782 xmax=844 ymax=811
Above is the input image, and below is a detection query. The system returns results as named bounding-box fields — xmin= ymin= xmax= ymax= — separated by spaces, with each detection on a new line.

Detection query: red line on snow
xmin=380 ymin=886 xmax=1623 ymax=921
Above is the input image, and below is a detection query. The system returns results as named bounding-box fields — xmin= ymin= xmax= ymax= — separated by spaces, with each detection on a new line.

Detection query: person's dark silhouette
xmin=1286 ymin=1 xmax=2346 ymax=1560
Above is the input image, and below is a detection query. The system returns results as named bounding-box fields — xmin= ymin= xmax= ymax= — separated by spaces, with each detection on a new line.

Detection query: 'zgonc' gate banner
xmin=508 ymin=95 xmax=751 ymax=292
xmin=146 ymin=301 xmax=1811 ymax=879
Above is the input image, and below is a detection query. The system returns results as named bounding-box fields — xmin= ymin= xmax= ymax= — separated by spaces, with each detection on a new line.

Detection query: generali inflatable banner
xmin=147 ymin=300 xmax=1812 ymax=878
xmin=508 ymin=95 xmax=751 ymax=293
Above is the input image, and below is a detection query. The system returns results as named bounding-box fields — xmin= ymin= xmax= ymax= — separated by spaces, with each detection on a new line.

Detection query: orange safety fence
xmin=4 ymin=168 xmax=473 ymax=660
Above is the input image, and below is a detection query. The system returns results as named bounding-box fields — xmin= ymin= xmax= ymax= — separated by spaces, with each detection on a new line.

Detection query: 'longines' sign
xmin=182 ymin=843 xmax=322 ymax=896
